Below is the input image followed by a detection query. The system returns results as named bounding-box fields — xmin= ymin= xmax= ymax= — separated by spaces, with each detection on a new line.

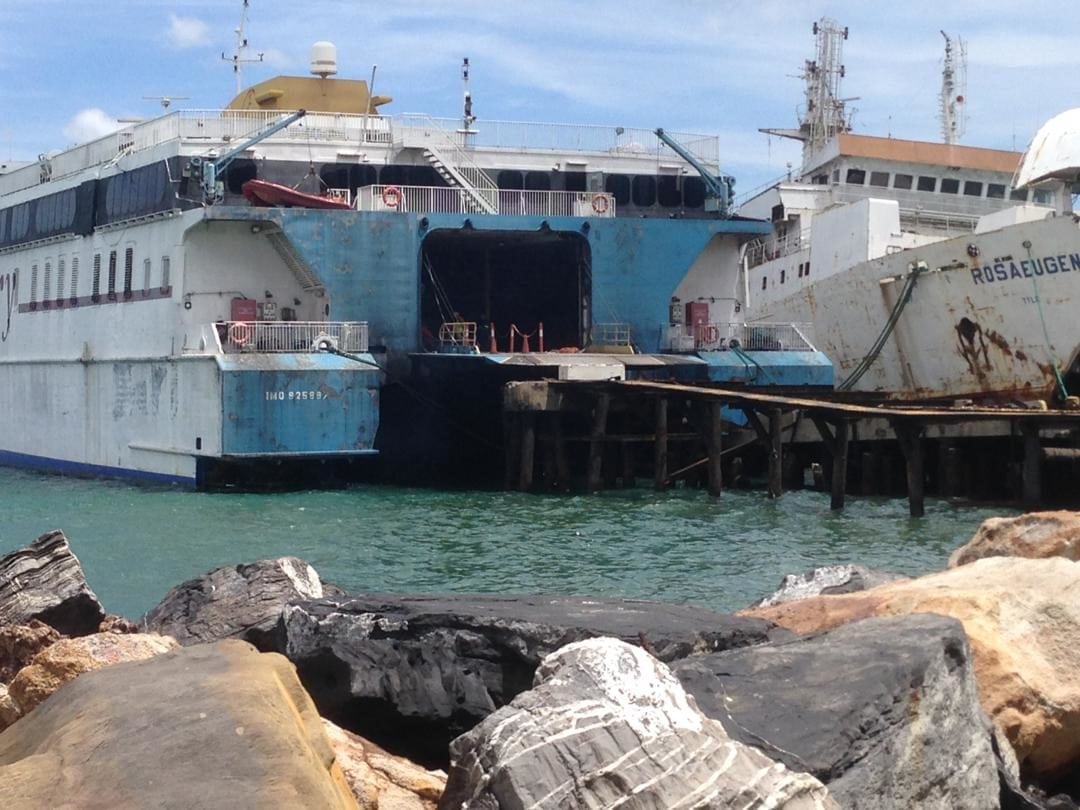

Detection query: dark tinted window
xmin=1010 ymin=188 xmax=1029 ymax=201
xmin=893 ymin=174 xmax=913 ymax=190
xmin=940 ymin=178 xmax=960 ymax=194
xmin=657 ymin=175 xmax=681 ymax=207
xmin=224 ymin=159 xmax=257 ymax=194
xmin=563 ymin=171 xmax=587 ymax=193
xmin=682 ymin=177 xmax=705 ymax=207
xmin=987 ymin=183 xmax=1006 ymax=199
xmin=917 ymin=176 xmax=937 ymax=192
xmin=605 ymin=174 xmax=631 ymax=206
xmin=963 ymin=180 xmax=983 ymax=197
xmin=631 ymin=175 xmax=656 ymax=206
xmin=869 ymin=171 xmax=889 ymax=187
xmin=498 ymin=170 xmax=524 ymax=190
xmin=524 ymin=171 xmax=551 ymax=191
xmin=845 ymin=168 xmax=866 ymax=185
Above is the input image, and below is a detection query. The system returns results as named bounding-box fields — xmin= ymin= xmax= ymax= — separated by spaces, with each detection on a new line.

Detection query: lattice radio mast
xmin=939 ymin=31 xmax=967 ymax=144
xmin=799 ymin=18 xmax=851 ymax=154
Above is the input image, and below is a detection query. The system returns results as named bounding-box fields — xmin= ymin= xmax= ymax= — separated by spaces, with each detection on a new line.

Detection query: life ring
xmin=382 ymin=185 xmax=402 ymax=208
xmin=591 ymin=194 xmax=609 ymax=215
xmin=228 ymin=321 xmax=253 ymax=347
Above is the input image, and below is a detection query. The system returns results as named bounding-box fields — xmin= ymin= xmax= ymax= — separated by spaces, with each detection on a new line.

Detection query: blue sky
xmin=3 ymin=1 xmax=1078 ymax=191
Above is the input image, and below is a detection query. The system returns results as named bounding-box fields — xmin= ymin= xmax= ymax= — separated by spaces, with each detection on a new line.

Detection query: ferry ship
xmin=740 ymin=20 xmax=1080 ymax=403
xmin=2 ymin=23 xmax=829 ymax=486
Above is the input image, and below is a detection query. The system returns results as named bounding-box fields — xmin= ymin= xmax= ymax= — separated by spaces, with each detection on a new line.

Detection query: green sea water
xmin=0 ymin=467 xmax=1012 ymax=619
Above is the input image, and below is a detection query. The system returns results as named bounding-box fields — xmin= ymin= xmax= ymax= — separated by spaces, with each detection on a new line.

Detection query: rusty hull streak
xmin=984 ymin=329 xmax=1013 ymax=357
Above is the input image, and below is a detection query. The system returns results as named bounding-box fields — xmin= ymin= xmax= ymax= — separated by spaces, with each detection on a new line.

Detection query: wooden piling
xmin=1022 ymin=421 xmax=1042 ymax=509
xmin=552 ymin=413 xmax=570 ymax=490
xmin=621 ymin=442 xmax=636 ymax=488
xmin=654 ymin=397 xmax=669 ymax=491
xmin=518 ymin=412 xmax=536 ymax=492
xmin=503 ymin=412 xmax=520 ymax=491
xmin=706 ymin=401 xmax=724 ymax=497
xmin=586 ymin=393 xmax=611 ymax=494
xmin=768 ymin=408 xmax=783 ymax=499
xmin=831 ymin=420 xmax=849 ymax=511
xmin=860 ymin=450 xmax=877 ymax=496
xmin=895 ymin=423 xmax=925 ymax=517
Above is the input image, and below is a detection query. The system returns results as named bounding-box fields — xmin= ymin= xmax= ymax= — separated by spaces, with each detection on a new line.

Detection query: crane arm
xmin=190 ymin=109 xmax=307 ymax=203
xmin=655 ymin=127 xmax=734 ymax=217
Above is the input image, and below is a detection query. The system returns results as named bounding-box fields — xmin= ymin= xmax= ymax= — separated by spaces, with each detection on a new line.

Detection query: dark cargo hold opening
xmin=419 ymin=229 xmax=591 ymax=352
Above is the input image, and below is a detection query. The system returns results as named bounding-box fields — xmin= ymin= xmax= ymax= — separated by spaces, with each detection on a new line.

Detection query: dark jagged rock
xmin=143 ymin=557 xmax=334 ymax=649
xmin=673 ymin=613 xmax=1000 ymax=810
xmin=439 ymin=638 xmax=837 ymax=810
xmin=273 ymin=593 xmax=791 ymax=767
xmin=751 ymin=564 xmax=907 ymax=608
xmin=0 ymin=531 xmax=105 ymax=636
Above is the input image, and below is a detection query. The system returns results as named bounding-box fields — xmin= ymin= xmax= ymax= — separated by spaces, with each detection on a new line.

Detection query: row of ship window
xmin=21 ymin=249 xmax=171 ymax=309
xmin=813 ymin=169 xmax=1053 ymax=204
xmin=761 ymin=261 xmax=811 ymax=290
xmin=309 ymin=161 xmax=708 ymax=209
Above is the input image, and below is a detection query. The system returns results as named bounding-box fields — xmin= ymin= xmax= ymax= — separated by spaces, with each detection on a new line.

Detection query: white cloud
xmin=167 ymin=14 xmax=209 ymax=49
xmin=63 ymin=108 xmax=121 ymax=144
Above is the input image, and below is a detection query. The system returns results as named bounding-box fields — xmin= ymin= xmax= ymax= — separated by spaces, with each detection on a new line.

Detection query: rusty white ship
xmin=740 ymin=20 xmax=1080 ymax=403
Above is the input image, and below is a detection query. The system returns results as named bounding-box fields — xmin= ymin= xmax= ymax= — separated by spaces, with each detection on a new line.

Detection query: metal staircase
xmin=398 ymin=115 xmax=499 ymax=214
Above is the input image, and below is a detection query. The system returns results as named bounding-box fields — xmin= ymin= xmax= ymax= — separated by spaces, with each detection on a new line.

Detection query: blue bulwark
xmin=217 ymin=353 xmax=380 ymax=456
xmin=696 ymin=350 xmax=834 ymax=387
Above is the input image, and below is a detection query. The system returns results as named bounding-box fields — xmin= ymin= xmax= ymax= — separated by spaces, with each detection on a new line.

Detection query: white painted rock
xmin=439 ymin=637 xmax=836 ymax=809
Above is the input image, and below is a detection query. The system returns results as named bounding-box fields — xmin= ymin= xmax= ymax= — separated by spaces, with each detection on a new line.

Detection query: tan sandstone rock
xmin=743 ymin=556 xmax=1080 ymax=783
xmin=949 ymin=511 xmax=1080 ymax=567
xmin=0 ymin=639 xmax=359 ymax=809
xmin=7 ymin=631 xmax=178 ymax=718
xmin=0 ymin=621 xmax=62 ymax=683
xmin=324 ymin=719 xmax=445 ymax=809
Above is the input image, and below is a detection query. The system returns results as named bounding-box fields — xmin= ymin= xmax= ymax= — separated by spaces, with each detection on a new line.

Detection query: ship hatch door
xmin=420 ymin=229 xmax=591 ymax=352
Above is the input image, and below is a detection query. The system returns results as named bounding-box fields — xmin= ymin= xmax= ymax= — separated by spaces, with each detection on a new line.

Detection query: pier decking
xmin=503 ymin=379 xmax=1080 ymax=514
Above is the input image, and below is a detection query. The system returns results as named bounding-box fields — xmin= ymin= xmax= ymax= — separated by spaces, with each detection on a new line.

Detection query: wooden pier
xmin=502 ymin=379 xmax=1080 ymax=514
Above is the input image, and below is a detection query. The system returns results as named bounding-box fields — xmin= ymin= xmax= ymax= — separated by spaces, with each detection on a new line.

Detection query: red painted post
xmin=490 ymin=323 xmax=498 ymax=353
xmin=538 ymin=322 xmax=544 ymax=352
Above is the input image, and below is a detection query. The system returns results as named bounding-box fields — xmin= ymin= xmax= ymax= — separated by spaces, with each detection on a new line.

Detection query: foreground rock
xmin=324 ymin=719 xmax=445 ymax=809
xmin=752 ymin=564 xmax=907 ymax=607
xmin=674 ymin=614 xmax=1000 ymax=809
xmin=275 ymin=593 xmax=790 ymax=766
xmin=0 ymin=621 xmax=62 ymax=683
xmin=0 ymin=530 xmax=105 ymax=635
xmin=0 ymin=640 xmax=358 ymax=809
xmin=440 ymin=637 xmax=836 ymax=809
xmin=744 ymin=557 xmax=1080 ymax=787
xmin=949 ymin=512 xmax=1080 ymax=568
xmin=143 ymin=557 xmax=330 ymax=648
xmin=7 ymin=632 xmax=178 ymax=723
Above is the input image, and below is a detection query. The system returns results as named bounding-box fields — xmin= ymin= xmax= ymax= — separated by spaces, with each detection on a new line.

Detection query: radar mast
xmin=799 ymin=18 xmax=851 ymax=154
xmin=222 ymin=0 xmax=264 ymax=94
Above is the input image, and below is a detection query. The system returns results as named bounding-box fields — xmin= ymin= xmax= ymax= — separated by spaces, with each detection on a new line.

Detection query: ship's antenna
xmin=799 ymin=18 xmax=850 ymax=154
xmin=222 ymin=0 xmax=264 ymax=94
xmin=461 ymin=57 xmax=477 ymax=135
xmin=939 ymin=31 xmax=967 ymax=144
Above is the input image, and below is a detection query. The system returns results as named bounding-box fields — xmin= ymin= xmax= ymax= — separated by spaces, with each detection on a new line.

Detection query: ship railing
xmin=589 ymin=322 xmax=633 ymax=350
xmin=356 ymin=184 xmax=616 ymax=217
xmin=438 ymin=321 xmax=479 ymax=352
xmin=394 ymin=114 xmax=720 ymax=166
xmin=216 ymin=320 xmax=369 ymax=354
xmin=0 ymin=110 xmax=722 ymax=196
xmin=745 ymin=226 xmax=811 ymax=268
xmin=665 ymin=322 xmax=817 ymax=352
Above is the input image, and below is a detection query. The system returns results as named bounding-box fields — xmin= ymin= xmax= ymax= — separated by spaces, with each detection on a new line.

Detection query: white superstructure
xmin=739 ymin=20 xmax=1080 ymax=403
